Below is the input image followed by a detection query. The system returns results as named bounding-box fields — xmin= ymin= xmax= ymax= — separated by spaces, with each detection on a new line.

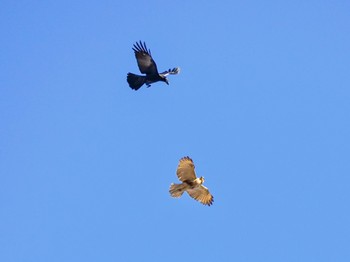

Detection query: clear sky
xmin=1 ymin=1 xmax=350 ymax=261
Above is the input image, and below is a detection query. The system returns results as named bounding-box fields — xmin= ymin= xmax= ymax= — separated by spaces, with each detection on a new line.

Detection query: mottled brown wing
xmin=132 ymin=41 xmax=159 ymax=75
xmin=176 ymin=156 xmax=197 ymax=182
xmin=187 ymin=185 xmax=214 ymax=206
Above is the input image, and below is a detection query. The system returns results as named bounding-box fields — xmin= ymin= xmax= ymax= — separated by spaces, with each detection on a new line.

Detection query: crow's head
xmin=160 ymin=76 xmax=169 ymax=85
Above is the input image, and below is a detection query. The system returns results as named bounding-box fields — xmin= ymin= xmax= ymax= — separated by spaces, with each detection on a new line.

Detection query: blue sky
xmin=1 ymin=1 xmax=350 ymax=261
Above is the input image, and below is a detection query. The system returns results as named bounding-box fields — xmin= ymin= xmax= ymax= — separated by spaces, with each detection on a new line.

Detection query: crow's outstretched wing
xmin=159 ymin=67 xmax=180 ymax=77
xmin=132 ymin=41 xmax=158 ymax=75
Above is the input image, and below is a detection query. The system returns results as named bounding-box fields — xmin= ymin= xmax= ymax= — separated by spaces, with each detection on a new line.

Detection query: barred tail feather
xmin=169 ymin=183 xmax=186 ymax=198
xmin=127 ymin=73 xmax=146 ymax=90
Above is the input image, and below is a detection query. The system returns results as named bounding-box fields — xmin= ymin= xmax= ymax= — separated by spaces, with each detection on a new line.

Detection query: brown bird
xmin=169 ymin=156 xmax=214 ymax=206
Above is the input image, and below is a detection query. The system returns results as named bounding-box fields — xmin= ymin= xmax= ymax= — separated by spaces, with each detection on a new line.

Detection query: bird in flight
xmin=127 ymin=41 xmax=180 ymax=90
xmin=169 ymin=156 xmax=214 ymax=206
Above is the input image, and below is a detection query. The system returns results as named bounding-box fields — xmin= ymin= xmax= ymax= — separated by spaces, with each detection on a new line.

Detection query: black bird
xmin=127 ymin=41 xmax=180 ymax=90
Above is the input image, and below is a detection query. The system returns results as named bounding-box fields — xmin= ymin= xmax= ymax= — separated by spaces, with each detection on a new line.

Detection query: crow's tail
xmin=127 ymin=73 xmax=146 ymax=90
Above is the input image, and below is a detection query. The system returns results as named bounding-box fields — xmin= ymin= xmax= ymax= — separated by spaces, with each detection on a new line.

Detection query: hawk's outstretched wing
xmin=176 ymin=156 xmax=197 ymax=182
xmin=132 ymin=41 xmax=159 ymax=75
xmin=187 ymin=185 xmax=214 ymax=206
xmin=159 ymin=67 xmax=180 ymax=77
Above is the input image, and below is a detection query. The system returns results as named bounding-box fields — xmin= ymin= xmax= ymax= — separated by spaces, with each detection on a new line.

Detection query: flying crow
xmin=127 ymin=41 xmax=180 ymax=90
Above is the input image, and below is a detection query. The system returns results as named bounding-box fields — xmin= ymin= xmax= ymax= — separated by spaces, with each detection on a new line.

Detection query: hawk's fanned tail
xmin=169 ymin=183 xmax=187 ymax=198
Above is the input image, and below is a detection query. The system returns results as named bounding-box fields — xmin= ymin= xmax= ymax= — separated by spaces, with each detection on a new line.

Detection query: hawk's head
xmin=200 ymin=176 xmax=205 ymax=184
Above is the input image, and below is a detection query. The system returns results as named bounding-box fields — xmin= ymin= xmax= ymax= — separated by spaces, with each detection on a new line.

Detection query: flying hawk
xmin=127 ymin=41 xmax=180 ymax=90
xmin=169 ymin=156 xmax=214 ymax=206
